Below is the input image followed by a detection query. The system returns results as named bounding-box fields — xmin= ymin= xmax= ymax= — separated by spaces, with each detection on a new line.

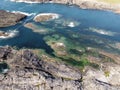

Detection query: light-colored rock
xmin=83 ymin=64 xmax=120 ymax=90
xmin=0 ymin=46 xmax=82 ymax=90
xmin=34 ymin=13 xmax=60 ymax=22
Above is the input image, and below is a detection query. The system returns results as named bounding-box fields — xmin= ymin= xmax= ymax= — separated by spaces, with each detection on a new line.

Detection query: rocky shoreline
xmin=11 ymin=0 xmax=120 ymax=14
xmin=0 ymin=1 xmax=120 ymax=90
xmin=0 ymin=46 xmax=82 ymax=90
xmin=0 ymin=46 xmax=120 ymax=90
xmin=0 ymin=10 xmax=26 ymax=27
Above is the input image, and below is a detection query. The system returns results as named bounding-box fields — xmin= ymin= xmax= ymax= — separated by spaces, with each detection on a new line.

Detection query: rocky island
xmin=34 ymin=13 xmax=60 ymax=22
xmin=0 ymin=10 xmax=26 ymax=27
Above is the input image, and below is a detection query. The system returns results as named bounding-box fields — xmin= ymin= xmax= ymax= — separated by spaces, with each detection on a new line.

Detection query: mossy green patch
xmin=104 ymin=71 xmax=110 ymax=77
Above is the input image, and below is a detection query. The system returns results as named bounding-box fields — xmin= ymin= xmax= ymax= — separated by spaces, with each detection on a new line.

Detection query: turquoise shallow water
xmin=0 ymin=0 xmax=120 ymax=54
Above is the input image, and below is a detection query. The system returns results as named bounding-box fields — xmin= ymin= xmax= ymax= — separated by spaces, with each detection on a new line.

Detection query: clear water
xmin=0 ymin=0 xmax=120 ymax=54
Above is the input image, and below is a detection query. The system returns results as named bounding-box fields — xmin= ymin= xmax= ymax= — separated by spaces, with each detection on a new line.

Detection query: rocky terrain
xmin=33 ymin=13 xmax=59 ymax=22
xmin=0 ymin=10 xmax=26 ymax=27
xmin=0 ymin=46 xmax=120 ymax=90
xmin=0 ymin=1 xmax=120 ymax=89
xmin=0 ymin=46 xmax=82 ymax=90
xmin=11 ymin=0 xmax=120 ymax=13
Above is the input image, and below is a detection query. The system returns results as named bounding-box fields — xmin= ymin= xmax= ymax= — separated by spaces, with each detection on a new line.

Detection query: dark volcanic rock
xmin=0 ymin=10 xmax=26 ymax=27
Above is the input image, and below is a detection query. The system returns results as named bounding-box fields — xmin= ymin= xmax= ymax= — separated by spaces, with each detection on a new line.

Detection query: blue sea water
xmin=0 ymin=0 xmax=120 ymax=54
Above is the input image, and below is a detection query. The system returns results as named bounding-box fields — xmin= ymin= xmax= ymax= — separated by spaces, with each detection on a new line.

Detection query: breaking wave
xmin=0 ymin=30 xmax=19 ymax=39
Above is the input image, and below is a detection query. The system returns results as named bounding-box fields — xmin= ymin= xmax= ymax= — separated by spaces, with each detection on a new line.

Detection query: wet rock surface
xmin=0 ymin=10 xmax=26 ymax=27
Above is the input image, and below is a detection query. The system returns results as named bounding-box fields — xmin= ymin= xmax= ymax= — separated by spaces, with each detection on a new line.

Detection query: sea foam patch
xmin=68 ymin=22 xmax=76 ymax=27
xmin=12 ymin=11 xmax=36 ymax=16
xmin=0 ymin=30 xmax=19 ymax=39
xmin=10 ymin=0 xmax=40 ymax=3
xmin=55 ymin=19 xmax=80 ymax=28
xmin=88 ymin=27 xmax=117 ymax=36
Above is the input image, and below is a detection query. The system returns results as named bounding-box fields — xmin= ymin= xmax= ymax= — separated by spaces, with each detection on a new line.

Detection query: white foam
xmin=68 ymin=22 xmax=75 ymax=27
xmin=12 ymin=11 xmax=36 ymax=16
xmin=34 ymin=13 xmax=60 ymax=21
xmin=89 ymin=27 xmax=116 ymax=36
xmin=58 ymin=19 xmax=79 ymax=28
xmin=10 ymin=0 xmax=41 ymax=3
xmin=0 ymin=30 xmax=19 ymax=39
xmin=10 ymin=0 xmax=53 ymax=3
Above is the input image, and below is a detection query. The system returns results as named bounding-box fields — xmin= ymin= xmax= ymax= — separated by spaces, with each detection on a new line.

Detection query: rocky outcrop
xmin=0 ymin=10 xmax=26 ymax=27
xmin=0 ymin=46 xmax=120 ymax=90
xmin=0 ymin=31 xmax=9 ymax=37
xmin=33 ymin=13 xmax=60 ymax=22
xmin=0 ymin=46 xmax=82 ymax=90
xmin=83 ymin=65 xmax=120 ymax=90
xmin=0 ymin=30 xmax=19 ymax=39
xmin=11 ymin=0 xmax=120 ymax=13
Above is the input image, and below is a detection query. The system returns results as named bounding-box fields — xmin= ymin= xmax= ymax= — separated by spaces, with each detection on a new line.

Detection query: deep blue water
xmin=0 ymin=0 xmax=120 ymax=54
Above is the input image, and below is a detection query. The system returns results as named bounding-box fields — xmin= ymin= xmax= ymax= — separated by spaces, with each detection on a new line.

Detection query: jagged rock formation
xmin=0 ymin=46 xmax=82 ymax=90
xmin=0 ymin=10 xmax=26 ymax=27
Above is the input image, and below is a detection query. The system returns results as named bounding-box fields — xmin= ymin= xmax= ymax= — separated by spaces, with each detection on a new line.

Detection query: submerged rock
xmin=0 ymin=10 xmax=26 ymax=27
xmin=24 ymin=23 xmax=48 ymax=34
